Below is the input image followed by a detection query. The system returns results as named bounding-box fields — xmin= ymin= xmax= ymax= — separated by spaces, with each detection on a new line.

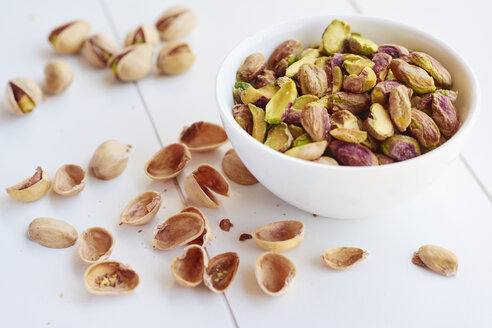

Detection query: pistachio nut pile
xmin=232 ymin=19 xmax=460 ymax=166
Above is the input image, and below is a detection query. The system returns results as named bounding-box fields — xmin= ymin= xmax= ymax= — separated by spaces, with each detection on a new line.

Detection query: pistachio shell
xmin=124 ymin=24 xmax=159 ymax=47
xmin=120 ymin=191 xmax=162 ymax=226
xmin=108 ymin=44 xmax=154 ymax=82
xmin=264 ymin=123 xmax=294 ymax=152
xmin=255 ymin=252 xmax=296 ymax=296
xmin=181 ymin=206 xmax=214 ymax=247
xmin=53 ymin=164 xmax=87 ymax=196
xmin=28 ymin=217 xmax=78 ymax=249
xmin=155 ymin=6 xmax=197 ymax=41
xmin=144 ymin=143 xmax=191 ymax=180
xmin=322 ymin=19 xmax=350 ymax=54
xmin=6 ymin=167 xmax=51 ymax=202
xmin=184 ymin=164 xmax=230 ymax=208
xmin=322 ymin=247 xmax=368 ymax=270
xmin=48 ymin=20 xmax=91 ymax=54
xmin=5 ymin=78 xmax=42 ymax=115
xmin=179 ymin=121 xmax=228 ymax=152
xmin=284 ymin=141 xmax=328 ymax=160
xmin=156 ymin=42 xmax=195 ymax=75
xmin=203 ymin=252 xmax=240 ymax=293
xmin=265 ymin=80 xmax=298 ymax=124
xmin=84 ymin=260 xmax=139 ymax=295
xmin=81 ymin=34 xmax=118 ymax=67
xmin=412 ymin=245 xmax=458 ymax=277
xmin=171 ymin=245 xmax=208 ymax=287
xmin=43 ymin=60 xmax=73 ymax=94
xmin=252 ymin=220 xmax=305 ymax=252
xmin=222 ymin=149 xmax=258 ymax=185
xmin=153 ymin=212 xmax=204 ymax=250
xmin=89 ymin=140 xmax=131 ymax=180
xmin=78 ymin=227 xmax=115 ymax=264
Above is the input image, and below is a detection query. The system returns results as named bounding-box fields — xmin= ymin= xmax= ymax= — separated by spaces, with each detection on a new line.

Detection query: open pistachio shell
xmin=184 ymin=164 xmax=230 ymax=208
xmin=155 ymin=5 xmax=197 ymax=41
xmin=203 ymin=252 xmax=240 ymax=293
xmin=89 ymin=140 xmax=131 ymax=180
xmin=124 ymin=24 xmax=159 ymax=47
xmin=78 ymin=227 xmax=115 ymax=264
xmin=322 ymin=247 xmax=368 ymax=270
xmin=48 ymin=20 xmax=91 ymax=54
xmin=171 ymin=245 xmax=208 ymax=287
xmin=5 ymin=78 xmax=42 ymax=115
xmin=252 ymin=220 xmax=305 ymax=252
xmin=255 ymin=252 xmax=296 ymax=296
xmin=179 ymin=121 xmax=228 ymax=152
xmin=120 ymin=191 xmax=162 ymax=226
xmin=81 ymin=34 xmax=117 ymax=68
xmin=84 ymin=260 xmax=139 ymax=295
xmin=6 ymin=167 xmax=51 ymax=202
xmin=181 ymin=206 xmax=214 ymax=247
xmin=153 ymin=212 xmax=204 ymax=250
xmin=144 ymin=143 xmax=191 ymax=180
xmin=221 ymin=149 xmax=258 ymax=185
xmin=53 ymin=164 xmax=87 ymax=196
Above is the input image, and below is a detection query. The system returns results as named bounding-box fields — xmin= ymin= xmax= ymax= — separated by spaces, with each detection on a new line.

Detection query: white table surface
xmin=1 ymin=0 xmax=491 ymax=327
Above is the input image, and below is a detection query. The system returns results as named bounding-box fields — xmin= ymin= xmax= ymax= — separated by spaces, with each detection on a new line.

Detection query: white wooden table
xmin=1 ymin=0 xmax=491 ymax=327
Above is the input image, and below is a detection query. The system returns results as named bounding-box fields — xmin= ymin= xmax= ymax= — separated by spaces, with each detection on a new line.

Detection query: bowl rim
xmin=216 ymin=14 xmax=481 ymax=171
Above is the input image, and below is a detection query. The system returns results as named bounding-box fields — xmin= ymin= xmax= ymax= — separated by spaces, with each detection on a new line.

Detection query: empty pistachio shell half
xmin=252 ymin=220 xmax=305 ymax=252
xmin=124 ymin=24 xmax=159 ymax=47
xmin=6 ymin=166 xmax=51 ymax=202
xmin=81 ymin=34 xmax=118 ymax=67
xmin=155 ymin=5 xmax=197 ymax=41
xmin=181 ymin=206 xmax=214 ymax=247
xmin=144 ymin=143 xmax=191 ymax=180
xmin=48 ymin=20 xmax=91 ymax=54
xmin=203 ymin=252 xmax=240 ymax=293
xmin=120 ymin=191 xmax=162 ymax=226
xmin=108 ymin=44 xmax=154 ymax=82
xmin=184 ymin=164 xmax=230 ymax=208
xmin=84 ymin=260 xmax=139 ymax=295
xmin=322 ymin=247 xmax=368 ymax=270
xmin=153 ymin=212 xmax=204 ymax=250
xmin=5 ymin=78 xmax=42 ymax=115
xmin=44 ymin=60 xmax=73 ymax=95
xmin=179 ymin=121 xmax=228 ymax=152
xmin=53 ymin=164 xmax=87 ymax=196
xmin=78 ymin=227 xmax=115 ymax=264
xmin=89 ymin=140 xmax=131 ymax=180
xmin=412 ymin=245 xmax=458 ymax=277
xmin=156 ymin=42 xmax=195 ymax=75
xmin=222 ymin=149 xmax=258 ymax=185
xmin=28 ymin=217 xmax=78 ymax=249
xmin=255 ymin=252 xmax=296 ymax=296
xmin=171 ymin=245 xmax=208 ymax=287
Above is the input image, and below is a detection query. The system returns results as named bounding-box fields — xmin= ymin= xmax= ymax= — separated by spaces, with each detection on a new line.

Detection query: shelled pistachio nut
xmin=389 ymin=85 xmax=412 ymax=132
xmin=376 ymin=153 xmax=395 ymax=165
xmin=124 ymin=24 xmax=159 ymax=47
xmin=409 ymin=109 xmax=440 ymax=149
xmin=328 ymin=92 xmax=370 ymax=115
xmin=342 ymin=66 xmax=377 ymax=94
xmin=407 ymin=51 xmax=452 ymax=88
xmin=285 ymin=141 xmax=327 ymax=161
xmin=153 ymin=212 xmax=204 ymax=250
xmin=255 ymin=252 xmax=296 ymax=296
xmin=48 ymin=20 xmax=90 ymax=54
xmin=203 ymin=252 xmax=240 ymax=293
xmin=84 ymin=260 xmax=139 ymax=295
xmin=330 ymin=127 xmax=367 ymax=144
xmin=347 ymin=33 xmax=378 ymax=56
xmin=44 ymin=60 xmax=73 ymax=94
xmin=81 ymin=34 xmax=117 ymax=67
xmin=232 ymin=104 xmax=253 ymax=134
xmin=371 ymin=80 xmax=412 ymax=107
xmin=78 ymin=227 xmax=115 ymax=264
xmin=329 ymin=140 xmax=378 ymax=166
xmin=53 ymin=164 xmax=87 ymax=196
xmin=156 ymin=42 xmax=195 ymax=75
xmin=252 ymin=220 xmax=305 ymax=252
xmin=171 ymin=245 xmax=208 ymax=287
xmin=5 ymin=78 xmax=42 ymax=115
xmin=390 ymin=59 xmax=436 ymax=94
xmin=6 ymin=167 xmax=51 ymax=202
xmin=377 ymin=44 xmax=409 ymax=58
xmin=89 ymin=140 xmax=131 ymax=180
xmin=249 ymin=104 xmax=267 ymax=142
xmin=322 ymin=247 xmax=368 ymax=270
xmin=313 ymin=156 xmax=339 ymax=165
xmin=330 ymin=109 xmax=361 ymax=130
xmin=179 ymin=121 xmax=228 ymax=152
xmin=222 ymin=149 xmax=258 ymax=185
xmin=253 ymin=69 xmax=276 ymax=89
xmin=108 ymin=44 xmax=154 ymax=82
xmin=322 ymin=19 xmax=350 ymax=54
xmin=342 ymin=55 xmax=375 ymax=75
xmin=298 ymin=64 xmax=328 ymax=97
xmin=155 ymin=6 xmax=197 ymax=41
xmin=381 ymin=135 xmax=421 ymax=161
xmin=371 ymin=53 xmax=392 ymax=82
xmin=412 ymin=245 xmax=458 ymax=277
xmin=363 ymin=103 xmax=394 ymax=141
xmin=432 ymin=93 xmax=459 ymax=138
xmin=28 ymin=217 xmax=78 ymax=248
xmin=264 ymin=123 xmax=293 ymax=152
xmin=265 ymin=79 xmax=298 ymax=124
xmin=120 ymin=191 xmax=162 ymax=226
xmin=236 ymin=53 xmax=267 ymax=83
xmin=184 ymin=164 xmax=230 ymax=208
xmin=267 ymin=40 xmax=303 ymax=72
xmin=181 ymin=206 xmax=213 ymax=247
xmin=144 ymin=143 xmax=191 ymax=180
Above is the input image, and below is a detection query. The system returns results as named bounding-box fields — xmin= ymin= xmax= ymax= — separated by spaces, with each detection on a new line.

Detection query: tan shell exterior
xmin=222 ymin=149 xmax=258 ymax=185
xmin=120 ymin=191 xmax=162 ymax=226
xmin=144 ymin=143 xmax=191 ymax=180
xmin=255 ymin=252 xmax=296 ymax=296
xmin=179 ymin=121 xmax=228 ymax=152
xmin=81 ymin=34 xmax=118 ymax=67
xmin=5 ymin=78 xmax=43 ymax=115
xmin=184 ymin=163 xmax=230 ymax=208
xmin=43 ymin=60 xmax=73 ymax=94
xmin=89 ymin=140 xmax=131 ymax=180
xmin=84 ymin=260 xmax=139 ymax=295
xmin=153 ymin=212 xmax=204 ymax=250
xmin=78 ymin=227 xmax=115 ymax=264
xmin=124 ymin=24 xmax=159 ymax=47
xmin=49 ymin=20 xmax=91 ymax=54
xmin=252 ymin=220 xmax=305 ymax=252
xmin=109 ymin=44 xmax=154 ymax=82
xmin=414 ymin=245 xmax=458 ymax=277
xmin=171 ymin=245 xmax=208 ymax=287
xmin=28 ymin=217 xmax=78 ymax=249
xmin=181 ymin=206 xmax=213 ymax=247
xmin=156 ymin=42 xmax=196 ymax=75
xmin=53 ymin=164 xmax=86 ymax=196
xmin=322 ymin=247 xmax=368 ymax=270
xmin=6 ymin=167 xmax=51 ymax=202
xmin=155 ymin=6 xmax=197 ymax=41
xmin=203 ymin=252 xmax=240 ymax=293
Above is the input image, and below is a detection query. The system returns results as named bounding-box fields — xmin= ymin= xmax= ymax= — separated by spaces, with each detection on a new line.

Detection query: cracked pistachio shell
xmin=156 ymin=42 xmax=195 ymax=75
xmin=432 ymin=93 xmax=459 ymax=138
xmin=330 ymin=127 xmax=367 ymax=144
xmin=203 ymin=252 xmax=240 ymax=293
xmin=407 ymin=51 xmax=452 ymax=88
xmin=264 ymin=123 xmax=294 ymax=152
xmin=377 ymin=44 xmax=409 ymax=58
xmin=222 ymin=149 xmax=258 ymax=185
xmin=285 ymin=141 xmax=327 ymax=161
xmin=181 ymin=206 xmax=214 ymax=247
xmin=298 ymin=64 xmax=328 ymax=97
xmin=248 ymin=104 xmax=267 ymax=142
xmin=255 ymin=252 xmax=296 ymax=297
xmin=237 ymin=53 xmax=267 ymax=83
xmin=390 ymin=59 xmax=436 ymax=94
xmin=293 ymin=133 xmax=312 ymax=147
xmin=389 ymin=85 xmax=412 ymax=132
xmin=144 ymin=143 xmax=191 ymax=180
xmin=363 ymin=103 xmax=394 ymax=141
xmin=342 ymin=66 xmax=377 ymax=93
xmin=313 ymin=156 xmax=339 ymax=165
xmin=44 ymin=60 xmax=73 ymax=94
xmin=89 ymin=140 xmax=131 ymax=180
xmin=124 ymin=24 xmax=159 ymax=47
xmin=81 ymin=34 xmax=118 ymax=67
xmin=108 ymin=44 xmax=154 ymax=82
xmin=179 ymin=121 xmax=228 ymax=152
xmin=120 ymin=191 xmax=162 ymax=226
xmin=6 ymin=167 xmax=51 ymax=202
xmin=301 ymin=104 xmax=330 ymax=142
xmin=342 ymin=55 xmax=375 ymax=75
xmin=184 ymin=164 xmax=230 ymax=208
xmin=252 ymin=220 xmax=305 ymax=252
xmin=322 ymin=247 xmax=368 ymax=270
xmin=155 ymin=6 xmax=197 ymax=41
xmin=347 ymin=33 xmax=378 ymax=55
xmin=330 ymin=109 xmax=359 ymax=130
xmin=285 ymin=49 xmax=319 ymax=78
xmin=371 ymin=80 xmax=412 ymax=106
xmin=78 ymin=227 xmax=115 ymax=264
xmin=53 ymin=164 xmax=86 ymax=196
xmin=372 ymin=52 xmax=392 ymax=82
xmin=84 ymin=260 xmax=139 ymax=295
xmin=28 ymin=217 xmax=77 ymax=249
xmin=267 ymin=40 xmax=303 ymax=71
xmin=412 ymin=245 xmax=458 ymax=277
xmin=329 ymin=140 xmax=378 ymax=166
xmin=153 ymin=212 xmax=205 ymax=250
xmin=322 ymin=19 xmax=350 ymax=54
xmin=381 ymin=135 xmax=421 ymax=161
xmin=265 ymin=80 xmax=298 ymax=124
xmin=409 ymin=109 xmax=441 ymax=149
xmin=232 ymin=104 xmax=254 ymax=134
xmin=5 ymin=78 xmax=42 ymax=115
xmin=171 ymin=245 xmax=208 ymax=287
xmin=48 ymin=20 xmax=90 ymax=54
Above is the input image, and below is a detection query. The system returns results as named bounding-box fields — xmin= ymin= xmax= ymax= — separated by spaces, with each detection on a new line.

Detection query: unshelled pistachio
xmin=298 ymin=64 xmax=328 ymax=97
xmin=81 ymin=34 xmax=117 ymax=67
xmin=407 ymin=51 xmax=452 ymax=88
xmin=301 ymin=104 xmax=330 ymax=142
xmin=155 ymin=6 xmax=197 ymax=41
xmin=342 ymin=67 xmax=377 ymax=93
xmin=264 ymin=123 xmax=293 ymax=152
xmin=108 ymin=44 xmax=154 ymax=82
xmin=363 ymin=103 xmax=394 ymax=141
xmin=347 ymin=33 xmax=378 ymax=55
xmin=5 ymin=78 xmax=42 ymax=115
xmin=376 ymin=44 xmax=409 ymax=58
xmin=432 ymin=93 xmax=459 ymax=137
xmin=48 ymin=20 xmax=90 ymax=54
xmin=267 ymin=40 xmax=303 ymax=72
xmin=124 ymin=24 xmax=159 ymax=47
xmin=156 ymin=42 xmax=195 ymax=75
xmin=44 ymin=60 xmax=73 ymax=94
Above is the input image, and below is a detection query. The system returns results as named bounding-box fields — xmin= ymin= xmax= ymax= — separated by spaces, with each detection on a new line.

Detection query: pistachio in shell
xmin=381 ymin=135 xmax=421 ymax=161
xmin=222 ymin=149 xmax=258 ymax=185
xmin=285 ymin=141 xmax=328 ymax=161
xmin=407 ymin=51 xmax=452 ymax=88
xmin=53 ymin=164 xmax=87 ymax=196
xmin=28 ymin=217 xmax=78 ymax=249
xmin=84 ymin=260 xmax=139 ymax=295
xmin=363 ymin=103 xmax=394 ymax=141
xmin=44 ymin=60 xmax=73 ymax=95
xmin=144 ymin=143 xmax=191 ymax=180
xmin=252 ymin=220 xmax=305 ymax=252
xmin=155 ymin=6 xmax=197 ymax=41
xmin=179 ymin=121 xmax=228 ymax=152
xmin=124 ymin=24 xmax=159 ymax=47
xmin=78 ymin=227 xmax=115 ymax=264
xmin=255 ymin=252 xmax=296 ymax=296
xmin=390 ymin=59 xmax=436 ymax=94
xmin=171 ymin=245 xmax=208 ymax=287
xmin=89 ymin=140 xmax=131 ymax=180
xmin=329 ymin=140 xmax=378 ymax=166
xmin=156 ymin=42 xmax=195 ymax=75
xmin=81 ymin=34 xmax=117 ymax=67
xmin=203 ymin=252 xmax=240 ymax=293
xmin=322 ymin=247 xmax=368 ymax=270
xmin=412 ymin=245 xmax=458 ymax=277
xmin=153 ymin=212 xmax=205 ymax=250
xmin=5 ymin=78 xmax=42 ymax=115
xmin=48 ymin=20 xmax=91 ymax=54
xmin=120 ymin=191 xmax=162 ymax=226
xmin=389 ymin=85 xmax=412 ymax=132
xmin=264 ymin=123 xmax=294 ymax=152
xmin=181 ymin=206 xmax=214 ymax=247
xmin=184 ymin=164 xmax=230 ymax=208
xmin=409 ymin=109 xmax=441 ymax=149
xmin=432 ymin=93 xmax=459 ymax=138
xmin=322 ymin=19 xmax=350 ymax=54
xmin=108 ymin=44 xmax=154 ymax=82
xmin=237 ymin=53 xmax=267 ymax=83
xmin=6 ymin=166 xmax=51 ymax=202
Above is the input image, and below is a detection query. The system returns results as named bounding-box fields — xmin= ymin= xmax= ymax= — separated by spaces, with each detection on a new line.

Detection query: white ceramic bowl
xmin=216 ymin=15 xmax=480 ymax=219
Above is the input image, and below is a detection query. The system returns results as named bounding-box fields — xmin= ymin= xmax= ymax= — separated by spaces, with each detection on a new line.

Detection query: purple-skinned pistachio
xmin=300 ymin=104 xmax=330 ymax=142
xmin=328 ymin=140 xmax=378 ymax=166
xmin=236 ymin=53 xmax=267 ymax=83
xmin=381 ymin=135 xmax=421 ymax=161
xmin=232 ymin=104 xmax=253 ymax=134
xmin=267 ymin=40 xmax=303 ymax=71
xmin=298 ymin=64 xmax=328 ymax=97
xmin=407 ymin=52 xmax=452 ymax=89
xmin=376 ymin=154 xmax=395 ymax=165
xmin=372 ymin=53 xmax=392 ymax=82
xmin=332 ymin=53 xmax=344 ymax=69
xmin=253 ymin=69 xmax=276 ymax=89
xmin=437 ymin=89 xmax=458 ymax=103
xmin=329 ymin=92 xmax=371 ymax=115
xmin=376 ymin=44 xmax=410 ymax=59
xmin=342 ymin=67 xmax=377 ymax=93
xmin=432 ymin=93 xmax=459 ymax=137
xmin=389 ymin=85 xmax=412 ymax=132
xmin=281 ymin=103 xmax=301 ymax=124
xmin=390 ymin=59 xmax=436 ymax=94
xmin=409 ymin=109 xmax=441 ymax=149
xmin=371 ymin=80 xmax=412 ymax=106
